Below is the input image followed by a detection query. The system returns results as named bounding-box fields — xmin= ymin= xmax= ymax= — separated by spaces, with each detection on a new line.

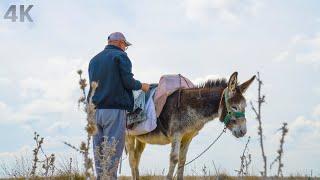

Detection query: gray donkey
xmin=125 ymin=72 xmax=255 ymax=180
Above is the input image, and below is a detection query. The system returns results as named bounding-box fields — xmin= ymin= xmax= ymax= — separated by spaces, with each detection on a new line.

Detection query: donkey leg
xmin=167 ymin=133 xmax=182 ymax=180
xmin=177 ymin=137 xmax=193 ymax=180
xmin=125 ymin=135 xmax=138 ymax=180
xmin=134 ymin=140 xmax=146 ymax=180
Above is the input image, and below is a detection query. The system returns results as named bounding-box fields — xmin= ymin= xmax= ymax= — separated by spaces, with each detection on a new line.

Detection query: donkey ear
xmin=239 ymin=75 xmax=256 ymax=93
xmin=228 ymin=72 xmax=238 ymax=93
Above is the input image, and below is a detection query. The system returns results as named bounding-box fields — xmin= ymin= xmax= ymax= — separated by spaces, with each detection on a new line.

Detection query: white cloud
xmin=313 ymin=104 xmax=320 ymax=118
xmin=0 ymin=145 xmax=30 ymax=159
xmin=0 ymin=56 xmax=88 ymax=124
xmin=19 ymin=78 xmax=46 ymax=98
xmin=0 ymin=55 xmax=88 ymax=170
xmin=0 ymin=77 xmax=10 ymax=86
xmin=0 ymin=101 xmax=8 ymax=110
xmin=183 ymin=0 xmax=263 ymax=24
xmin=314 ymin=87 xmax=320 ymax=96
xmin=15 ymin=99 xmax=69 ymax=121
xmin=274 ymin=33 xmax=320 ymax=66
xmin=290 ymin=116 xmax=320 ymax=129
xmin=0 ymin=101 xmax=13 ymax=123
xmin=274 ymin=50 xmax=289 ymax=62
xmin=47 ymin=121 xmax=71 ymax=133
xmin=288 ymin=116 xmax=320 ymax=144
xmin=0 ymin=23 xmax=9 ymax=33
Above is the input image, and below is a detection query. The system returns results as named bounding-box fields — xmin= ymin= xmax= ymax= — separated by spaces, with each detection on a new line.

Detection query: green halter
xmin=223 ymin=89 xmax=245 ymax=125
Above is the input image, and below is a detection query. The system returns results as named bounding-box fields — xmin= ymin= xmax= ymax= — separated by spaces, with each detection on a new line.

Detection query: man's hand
xmin=141 ymin=83 xmax=150 ymax=92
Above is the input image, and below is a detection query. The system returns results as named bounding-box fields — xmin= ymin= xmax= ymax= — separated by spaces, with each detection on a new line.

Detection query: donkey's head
xmin=219 ymin=72 xmax=255 ymax=138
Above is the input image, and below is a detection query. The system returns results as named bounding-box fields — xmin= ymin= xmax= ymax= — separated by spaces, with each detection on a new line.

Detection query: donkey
xmin=125 ymin=72 xmax=255 ymax=180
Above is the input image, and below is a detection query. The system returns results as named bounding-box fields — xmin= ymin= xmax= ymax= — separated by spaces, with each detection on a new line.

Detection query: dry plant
xmin=63 ymin=69 xmax=98 ymax=179
xmin=236 ymin=136 xmax=252 ymax=177
xmin=270 ymin=122 xmax=289 ymax=177
xmin=94 ymin=137 xmax=118 ymax=179
xmin=68 ymin=157 xmax=73 ymax=175
xmin=41 ymin=153 xmax=55 ymax=177
xmin=29 ymin=131 xmax=56 ymax=178
xmin=212 ymin=160 xmax=220 ymax=179
xmin=250 ymin=72 xmax=267 ymax=177
xmin=30 ymin=132 xmax=44 ymax=177
xmin=57 ymin=157 xmax=74 ymax=178
xmin=0 ymin=132 xmax=57 ymax=179
xmin=244 ymin=153 xmax=251 ymax=176
xmin=63 ymin=141 xmax=85 ymax=154
xmin=56 ymin=156 xmax=83 ymax=179
xmin=0 ymin=155 xmax=31 ymax=178
xmin=201 ymin=164 xmax=210 ymax=179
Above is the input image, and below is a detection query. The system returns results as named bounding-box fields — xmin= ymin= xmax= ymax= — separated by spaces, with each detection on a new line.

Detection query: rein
xmin=178 ymin=126 xmax=227 ymax=170
xmin=175 ymin=88 xmax=227 ymax=170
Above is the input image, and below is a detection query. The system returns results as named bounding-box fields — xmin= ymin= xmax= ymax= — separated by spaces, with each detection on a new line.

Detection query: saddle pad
xmin=154 ymin=74 xmax=195 ymax=117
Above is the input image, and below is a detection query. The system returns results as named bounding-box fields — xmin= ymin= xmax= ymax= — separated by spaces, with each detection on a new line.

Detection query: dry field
xmin=0 ymin=175 xmax=318 ymax=180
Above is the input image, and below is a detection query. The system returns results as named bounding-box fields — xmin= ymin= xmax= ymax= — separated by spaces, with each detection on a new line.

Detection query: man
xmin=88 ymin=32 xmax=149 ymax=179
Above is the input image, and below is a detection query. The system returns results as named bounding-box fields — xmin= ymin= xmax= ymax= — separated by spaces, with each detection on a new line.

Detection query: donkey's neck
xmin=182 ymin=87 xmax=224 ymax=125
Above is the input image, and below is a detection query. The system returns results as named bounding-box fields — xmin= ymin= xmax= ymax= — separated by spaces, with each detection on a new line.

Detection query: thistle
xmin=42 ymin=153 xmax=55 ymax=177
xmin=250 ymin=72 xmax=267 ymax=177
xmin=236 ymin=136 xmax=251 ymax=177
xmin=63 ymin=69 xmax=98 ymax=180
xmin=30 ymin=132 xmax=55 ymax=178
xmin=30 ymin=132 xmax=44 ymax=177
xmin=95 ymin=137 xmax=118 ymax=179
xmin=270 ymin=122 xmax=289 ymax=177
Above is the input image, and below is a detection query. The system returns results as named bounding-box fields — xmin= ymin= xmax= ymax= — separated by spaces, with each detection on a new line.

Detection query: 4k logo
xmin=3 ymin=5 xmax=33 ymax=22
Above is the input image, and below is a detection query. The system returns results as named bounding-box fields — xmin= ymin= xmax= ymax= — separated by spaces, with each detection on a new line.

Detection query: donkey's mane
xmin=196 ymin=78 xmax=228 ymax=89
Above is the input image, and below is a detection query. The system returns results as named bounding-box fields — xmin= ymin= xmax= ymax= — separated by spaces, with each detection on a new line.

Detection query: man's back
xmin=88 ymin=45 xmax=142 ymax=111
xmin=90 ymin=32 xmax=149 ymax=180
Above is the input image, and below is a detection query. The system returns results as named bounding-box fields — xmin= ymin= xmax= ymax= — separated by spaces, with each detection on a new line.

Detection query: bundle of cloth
xmin=126 ymin=84 xmax=158 ymax=135
xmin=126 ymin=74 xmax=195 ymax=135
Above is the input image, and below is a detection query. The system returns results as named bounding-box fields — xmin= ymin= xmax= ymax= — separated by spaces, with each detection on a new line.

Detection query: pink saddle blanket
xmin=154 ymin=74 xmax=195 ymax=117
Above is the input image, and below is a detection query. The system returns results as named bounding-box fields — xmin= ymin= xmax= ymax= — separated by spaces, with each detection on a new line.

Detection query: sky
xmin=0 ymin=0 xmax=319 ymax=177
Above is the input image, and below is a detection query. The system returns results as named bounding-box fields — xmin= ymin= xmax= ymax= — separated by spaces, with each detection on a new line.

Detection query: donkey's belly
xmin=135 ymin=129 xmax=172 ymax=145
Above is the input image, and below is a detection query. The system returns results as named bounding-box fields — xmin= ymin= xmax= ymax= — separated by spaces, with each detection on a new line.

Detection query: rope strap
xmin=178 ymin=126 xmax=227 ymax=169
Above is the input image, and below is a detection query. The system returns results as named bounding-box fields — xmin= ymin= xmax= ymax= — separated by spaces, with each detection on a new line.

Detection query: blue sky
xmin=0 ymin=0 xmax=319 ymax=177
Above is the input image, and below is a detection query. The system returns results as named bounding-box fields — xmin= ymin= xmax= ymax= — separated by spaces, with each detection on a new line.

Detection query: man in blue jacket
xmin=88 ymin=32 xmax=149 ymax=179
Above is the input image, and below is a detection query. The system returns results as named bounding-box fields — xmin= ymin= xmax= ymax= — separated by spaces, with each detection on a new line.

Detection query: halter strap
xmin=223 ymin=89 xmax=245 ymax=125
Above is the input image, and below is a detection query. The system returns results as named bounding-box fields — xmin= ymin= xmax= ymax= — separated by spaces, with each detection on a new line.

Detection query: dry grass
xmin=1 ymin=175 xmax=317 ymax=180
xmin=117 ymin=175 xmax=315 ymax=180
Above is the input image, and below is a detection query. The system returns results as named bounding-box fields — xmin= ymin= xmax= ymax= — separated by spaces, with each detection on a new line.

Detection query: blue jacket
xmin=88 ymin=45 xmax=142 ymax=111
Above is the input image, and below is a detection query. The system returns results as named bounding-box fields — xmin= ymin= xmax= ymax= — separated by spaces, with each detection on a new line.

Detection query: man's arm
xmin=116 ymin=54 xmax=142 ymax=90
